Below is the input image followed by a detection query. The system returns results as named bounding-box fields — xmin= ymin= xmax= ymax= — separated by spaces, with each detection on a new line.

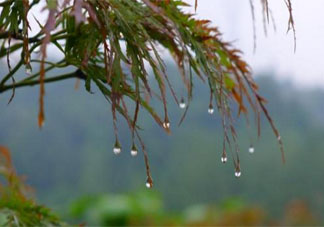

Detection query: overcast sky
xmin=184 ymin=0 xmax=324 ymax=88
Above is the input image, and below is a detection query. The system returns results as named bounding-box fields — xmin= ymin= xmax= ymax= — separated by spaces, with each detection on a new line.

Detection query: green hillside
xmin=1 ymin=67 xmax=324 ymax=223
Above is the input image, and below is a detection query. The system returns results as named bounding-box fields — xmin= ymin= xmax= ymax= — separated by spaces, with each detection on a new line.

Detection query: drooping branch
xmin=0 ymin=70 xmax=86 ymax=94
xmin=0 ymin=0 xmax=296 ymax=185
xmin=0 ymin=31 xmax=40 ymax=43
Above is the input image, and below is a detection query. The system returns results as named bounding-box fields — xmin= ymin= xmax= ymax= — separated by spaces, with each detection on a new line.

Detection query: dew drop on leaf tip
xmin=249 ymin=146 xmax=255 ymax=154
xmin=113 ymin=147 xmax=121 ymax=155
xmin=130 ymin=144 xmax=138 ymax=156
xmin=146 ymin=180 xmax=153 ymax=189
xmin=25 ymin=67 xmax=32 ymax=76
xmin=235 ymin=171 xmax=241 ymax=178
xmin=163 ymin=122 xmax=170 ymax=129
xmin=179 ymin=98 xmax=186 ymax=109
xmin=208 ymin=106 xmax=214 ymax=114
xmin=39 ymin=120 xmax=45 ymax=128
xmin=221 ymin=156 xmax=227 ymax=163
xmin=113 ymin=139 xmax=121 ymax=155
xmin=130 ymin=149 xmax=138 ymax=157
xmin=179 ymin=102 xmax=186 ymax=109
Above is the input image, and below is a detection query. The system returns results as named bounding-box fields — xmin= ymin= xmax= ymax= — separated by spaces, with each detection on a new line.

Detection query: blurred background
xmin=1 ymin=0 xmax=324 ymax=226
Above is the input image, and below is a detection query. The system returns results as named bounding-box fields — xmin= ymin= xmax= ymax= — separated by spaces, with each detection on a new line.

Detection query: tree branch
xmin=0 ymin=32 xmax=69 ymax=87
xmin=0 ymin=70 xmax=86 ymax=94
xmin=0 ymin=31 xmax=40 ymax=43
xmin=22 ymin=59 xmax=66 ymax=82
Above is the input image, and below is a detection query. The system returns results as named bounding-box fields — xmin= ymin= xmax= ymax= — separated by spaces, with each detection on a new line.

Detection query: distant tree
xmin=0 ymin=0 xmax=295 ymax=186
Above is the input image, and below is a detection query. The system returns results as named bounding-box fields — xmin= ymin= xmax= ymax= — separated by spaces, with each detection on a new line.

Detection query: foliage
xmin=69 ymin=192 xmax=320 ymax=226
xmin=0 ymin=146 xmax=63 ymax=226
xmin=0 ymin=0 xmax=295 ymax=185
xmin=69 ymin=191 xmax=171 ymax=225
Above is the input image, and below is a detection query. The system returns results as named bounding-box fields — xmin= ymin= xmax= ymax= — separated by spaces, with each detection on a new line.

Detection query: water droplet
xmin=235 ymin=171 xmax=241 ymax=178
xmin=221 ymin=156 xmax=227 ymax=163
xmin=25 ymin=67 xmax=32 ymax=76
xmin=179 ymin=98 xmax=186 ymax=109
xmin=113 ymin=140 xmax=121 ymax=155
xmin=131 ymin=150 xmax=138 ymax=156
xmin=113 ymin=147 xmax=121 ymax=155
xmin=130 ymin=144 xmax=138 ymax=157
xmin=249 ymin=146 xmax=255 ymax=154
xmin=146 ymin=182 xmax=152 ymax=188
xmin=163 ymin=121 xmax=170 ymax=129
xmin=221 ymin=148 xmax=227 ymax=163
xmin=179 ymin=102 xmax=186 ymax=109
xmin=277 ymin=135 xmax=281 ymax=141
xmin=39 ymin=120 xmax=45 ymax=128
xmin=145 ymin=178 xmax=153 ymax=188
xmin=208 ymin=105 xmax=214 ymax=114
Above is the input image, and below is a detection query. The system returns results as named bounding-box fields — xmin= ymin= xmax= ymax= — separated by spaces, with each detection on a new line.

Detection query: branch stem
xmin=0 ymin=71 xmax=83 ymax=94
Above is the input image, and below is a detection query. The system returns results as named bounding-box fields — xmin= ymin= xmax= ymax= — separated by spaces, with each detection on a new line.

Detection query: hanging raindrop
xmin=163 ymin=121 xmax=170 ymax=129
xmin=221 ymin=149 xmax=227 ymax=163
xmin=145 ymin=178 xmax=153 ymax=189
xmin=179 ymin=98 xmax=186 ymax=109
xmin=235 ymin=171 xmax=241 ymax=178
xmin=113 ymin=139 xmax=121 ymax=155
xmin=39 ymin=120 xmax=45 ymax=128
xmin=130 ymin=143 xmax=138 ymax=157
xmin=235 ymin=165 xmax=241 ymax=178
xmin=131 ymin=150 xmax=137 ymax=156
xmin=248 ymin=145 xmax=255 ymax=154
xmin=113 ymin=147 xmax=121 ymax=155
xmin=25 ymin=67 xmax=32 ymax=76
xmin=221 ymin=155 xmax=227 ymax=163
xmin=145 ymin=182 xmax=152 ymax=188
xmin=208 ymin=104 xmax=214 ymax=114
